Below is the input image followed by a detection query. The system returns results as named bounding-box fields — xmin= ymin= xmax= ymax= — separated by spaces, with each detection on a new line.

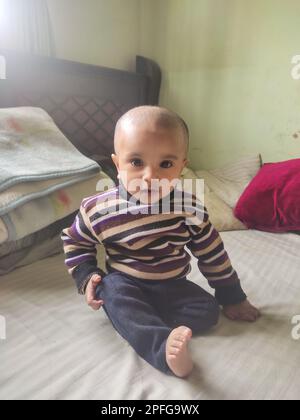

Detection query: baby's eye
xmin=131 ymin=159 xmax=143 ymax=167
xmin=160 ymin=160 xmax=173 ymax=169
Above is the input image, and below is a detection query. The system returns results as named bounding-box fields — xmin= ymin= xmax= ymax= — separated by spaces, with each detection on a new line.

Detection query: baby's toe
xmin=181 ymin=327 xmax=192 ymax=339
xmin=172 ymin=340 xmax=184 ymax=349
xmin=169 ymin=347 xmax=180 ymax=355
xmin=176 ymin=331 xmax=192 ymax=342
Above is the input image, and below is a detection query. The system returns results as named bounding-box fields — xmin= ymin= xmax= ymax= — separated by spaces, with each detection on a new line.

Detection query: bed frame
xmin=0 ymin=50 xmax=161 ymax=181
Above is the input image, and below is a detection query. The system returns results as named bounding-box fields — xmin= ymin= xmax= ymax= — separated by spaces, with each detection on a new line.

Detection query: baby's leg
xmin=153 ymin=278 xmax=220 ymax=335
xmin=96 ymin=272 xmax=193 ymax=376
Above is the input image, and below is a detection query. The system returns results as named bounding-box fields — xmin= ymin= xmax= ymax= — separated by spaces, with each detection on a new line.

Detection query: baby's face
xmin=112 ymin=124 xmax=188 ymax=203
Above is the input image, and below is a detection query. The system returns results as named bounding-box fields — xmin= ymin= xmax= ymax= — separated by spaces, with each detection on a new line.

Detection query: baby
xmin=61 ymin=106 xmax=260 ymax=378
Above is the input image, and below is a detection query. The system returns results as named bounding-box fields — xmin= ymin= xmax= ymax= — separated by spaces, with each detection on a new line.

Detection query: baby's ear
xmin=111 ymin=153 xmax=118 ymax=166
xmin=183 ymin=158 xmax=189 ymax=167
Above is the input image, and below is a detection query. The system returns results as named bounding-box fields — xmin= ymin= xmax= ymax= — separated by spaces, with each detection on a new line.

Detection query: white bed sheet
xmin=0 ymin=230 xmax=300 ymax=400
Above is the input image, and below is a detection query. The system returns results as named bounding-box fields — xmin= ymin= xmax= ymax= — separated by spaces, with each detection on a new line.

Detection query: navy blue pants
xmin=96 ymin=271 xmax=220 ymax=375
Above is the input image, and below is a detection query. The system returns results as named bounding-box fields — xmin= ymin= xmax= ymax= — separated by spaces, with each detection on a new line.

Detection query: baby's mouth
xmin=138 ymin=189 xmax=161 ymax=201
xmin=141 ymin=189 xmax=159 ymax=194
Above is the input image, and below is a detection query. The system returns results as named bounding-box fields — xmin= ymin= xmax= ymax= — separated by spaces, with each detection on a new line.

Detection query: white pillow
xmin=180 ymin=166 xmax=246 ymax=231
xmin=195 ymin=154 xmax=262 ymax=208
xmin=204 ymin=190 xmax=246 ymax=231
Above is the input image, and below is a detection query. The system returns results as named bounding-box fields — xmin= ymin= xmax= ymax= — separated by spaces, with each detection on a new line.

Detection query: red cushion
xmin=234 ymin=158 xmax=300 ymax=232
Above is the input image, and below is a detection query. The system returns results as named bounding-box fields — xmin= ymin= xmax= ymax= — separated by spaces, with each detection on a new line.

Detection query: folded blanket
xmin=0 ymin=106 xmax=100 ymax=196
xmin=0 ymin=211 xmax=77 ymax=259
xmin=0 ymin=172 xmax=97 ymax=215
xmin=0 ymin=171 xmax=114 ymax=244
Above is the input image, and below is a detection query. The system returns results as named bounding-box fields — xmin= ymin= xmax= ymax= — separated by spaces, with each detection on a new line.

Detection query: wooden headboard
xmin=0 ymin=50 xmax=161 ymax=181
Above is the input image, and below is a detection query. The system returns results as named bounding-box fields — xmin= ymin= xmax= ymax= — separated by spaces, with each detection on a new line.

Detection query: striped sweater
xmin=61 ymin=180 xmax=246 ymax=305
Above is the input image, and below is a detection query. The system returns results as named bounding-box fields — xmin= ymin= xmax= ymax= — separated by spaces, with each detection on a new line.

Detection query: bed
xmin=1 ymin=51 xmax=300 ymax=401
xmin=1 ymin=230 xmax=300 ymax=400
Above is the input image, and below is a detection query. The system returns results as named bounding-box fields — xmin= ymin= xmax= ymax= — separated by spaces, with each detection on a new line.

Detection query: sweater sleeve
xmin=185 ymin=197 xmax=247 ymax=305
xmin=61 ymin=201 xmax=106 ymax=294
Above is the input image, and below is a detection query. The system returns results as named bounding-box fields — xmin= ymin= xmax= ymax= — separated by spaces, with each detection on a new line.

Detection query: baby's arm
xmin=61 ymin=202 xmax=106 ymax=295
xmin=185 ymin=201 xmax=260 ymax=322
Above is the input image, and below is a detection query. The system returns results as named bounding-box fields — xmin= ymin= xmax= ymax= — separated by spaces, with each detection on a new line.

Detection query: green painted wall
xmin=47 ymin=0 xmax=140 ymax=71
xmin=139 ymin=0 xmax=300 ymax=169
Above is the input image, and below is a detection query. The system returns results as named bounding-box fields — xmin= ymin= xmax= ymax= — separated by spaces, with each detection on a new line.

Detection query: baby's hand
xmin=223 ymin=299 xmax=260 ymax=322
xmin=85 ymin=274 xmax=104 ymax=310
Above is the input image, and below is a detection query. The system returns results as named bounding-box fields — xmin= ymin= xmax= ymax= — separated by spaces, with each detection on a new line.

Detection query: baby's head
xmin=111 ymin=106 xmax=189 ymax=202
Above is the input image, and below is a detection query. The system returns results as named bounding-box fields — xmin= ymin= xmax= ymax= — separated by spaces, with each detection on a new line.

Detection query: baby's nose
xmin=142 ymin=167 xmax=158 ymax=184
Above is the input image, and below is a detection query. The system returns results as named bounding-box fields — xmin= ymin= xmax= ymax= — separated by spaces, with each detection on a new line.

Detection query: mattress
xmin=1 ymin=230 xmax=300 ymax=400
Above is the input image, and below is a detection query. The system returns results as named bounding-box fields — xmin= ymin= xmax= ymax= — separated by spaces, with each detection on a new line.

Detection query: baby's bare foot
xmin=166 ymin=326 xmax=193 ymax=378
